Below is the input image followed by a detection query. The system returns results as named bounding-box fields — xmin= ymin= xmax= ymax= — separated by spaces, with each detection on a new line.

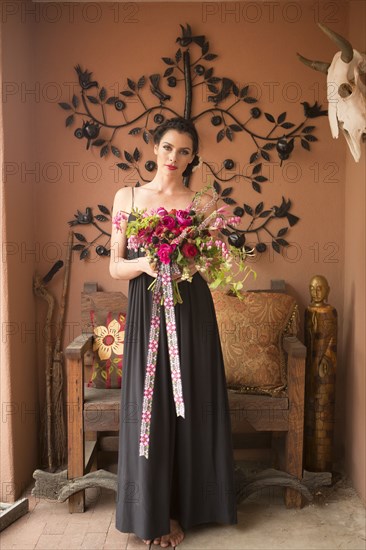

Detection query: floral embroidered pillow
xmin=87 ymin=310 xmax=126 ymax=389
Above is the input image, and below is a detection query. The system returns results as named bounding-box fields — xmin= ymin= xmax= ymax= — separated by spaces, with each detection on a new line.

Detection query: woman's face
xmin=154 ymin=129 xmax=195 ymax=176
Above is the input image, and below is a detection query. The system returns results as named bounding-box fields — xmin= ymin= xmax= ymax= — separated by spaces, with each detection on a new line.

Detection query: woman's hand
xmin=139 ymin=256 xmax=158 ymax=278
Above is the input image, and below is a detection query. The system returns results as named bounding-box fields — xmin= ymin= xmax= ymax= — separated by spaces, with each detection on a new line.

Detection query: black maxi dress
xmin=115 ymin=212 xmax=238 ymax=541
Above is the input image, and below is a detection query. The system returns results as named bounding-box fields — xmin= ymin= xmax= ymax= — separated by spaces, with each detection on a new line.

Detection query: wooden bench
xmin=66 ymin=281 xmax=306 ymax=512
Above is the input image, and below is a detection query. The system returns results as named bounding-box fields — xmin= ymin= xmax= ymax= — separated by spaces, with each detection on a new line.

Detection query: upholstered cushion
xmin=211 ymin=291 xmax=299 ymax=397
xmin=87 ymin=310 xmax=126 ymax=389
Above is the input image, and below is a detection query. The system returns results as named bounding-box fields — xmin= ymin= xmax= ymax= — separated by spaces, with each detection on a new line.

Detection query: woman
xmin=110 ymin=117 xmax=237 ymax=548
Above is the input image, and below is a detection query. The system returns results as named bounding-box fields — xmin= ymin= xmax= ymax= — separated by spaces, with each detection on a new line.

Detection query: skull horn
xmin=318 ymin=22 xmax=354 ymax=63
xmin=296 ymin=53 xmax=330 ymax=74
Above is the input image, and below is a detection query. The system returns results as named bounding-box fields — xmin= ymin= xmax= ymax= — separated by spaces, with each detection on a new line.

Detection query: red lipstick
xmin=165 ymin=165 xmax=178 ymax=171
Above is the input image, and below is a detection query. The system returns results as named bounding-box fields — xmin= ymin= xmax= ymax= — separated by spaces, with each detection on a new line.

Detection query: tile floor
xmin=1 ymin=473 xmax=365 ymax=550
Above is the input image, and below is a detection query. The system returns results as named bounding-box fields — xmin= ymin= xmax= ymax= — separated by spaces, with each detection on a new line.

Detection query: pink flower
xmin=157 ymin=243 xmax=176 ymax=264
xmin=162 ymin=215 xmax=176 ymax=230
xmin=182 ymin=242 xmax=198 ymax=258
xmin=157 ymin=207 xmax=168 ymax=216
xmin=171 ymin=369 xmax=181 ymax=380
xmin=140 ymin=433 xmax=149 ymax=444
xmin=176 ymin=210 xmax=193 ymax=227
xmin=166 ymin=321 xmax=175 ymax=334
xmin=142 ymin=411 xmax=151 ymax=422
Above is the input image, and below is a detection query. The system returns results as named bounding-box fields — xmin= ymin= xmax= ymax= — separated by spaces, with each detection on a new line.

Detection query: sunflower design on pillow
xmin=88 ymin=312 xmax=126 ymax=389
xmin=93 ymin=319 xmax=124 ymax=360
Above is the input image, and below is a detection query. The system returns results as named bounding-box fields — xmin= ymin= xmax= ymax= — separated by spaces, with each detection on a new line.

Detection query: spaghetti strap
xmin=131 ymin=186 xmax=135 ymax=209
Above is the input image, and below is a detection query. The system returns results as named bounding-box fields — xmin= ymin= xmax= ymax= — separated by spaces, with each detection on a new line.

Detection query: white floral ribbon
xmin=139 ymin=262 xmax=185 ymax=459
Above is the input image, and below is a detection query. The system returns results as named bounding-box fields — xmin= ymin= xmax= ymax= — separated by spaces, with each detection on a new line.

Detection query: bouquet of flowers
xmin=113 ymin=184 xmax=256 ymax=304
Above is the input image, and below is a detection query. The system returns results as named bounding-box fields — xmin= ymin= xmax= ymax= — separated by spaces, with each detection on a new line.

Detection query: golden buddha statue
xmin=304 ymin=275 xmax=337 ymax=472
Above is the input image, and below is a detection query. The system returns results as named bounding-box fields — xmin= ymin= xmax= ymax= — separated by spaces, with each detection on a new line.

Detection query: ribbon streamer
xmin=139 ymin=262 xmax=185 ymax=459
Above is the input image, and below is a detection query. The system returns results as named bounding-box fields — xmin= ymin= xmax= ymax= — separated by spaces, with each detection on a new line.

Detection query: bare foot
xmin=142 ymin=539 xmax=152 ymax=546
xmin=160 ymin=519 xmax=184 ymax=548
xmin=153 ymin=538 xmax=161 ymax=545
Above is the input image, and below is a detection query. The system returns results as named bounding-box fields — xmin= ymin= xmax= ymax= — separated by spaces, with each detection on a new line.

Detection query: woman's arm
xmin=109 ymin=187 xmax=157 ymax=281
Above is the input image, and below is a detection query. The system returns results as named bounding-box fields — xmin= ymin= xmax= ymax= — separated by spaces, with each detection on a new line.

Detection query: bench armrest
xmin=65 ymin=333 xmax=93 ymax=360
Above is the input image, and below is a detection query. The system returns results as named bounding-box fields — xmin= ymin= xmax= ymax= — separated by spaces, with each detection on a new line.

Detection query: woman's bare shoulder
xmin=113 ymin=186 xmax=133 ymax=209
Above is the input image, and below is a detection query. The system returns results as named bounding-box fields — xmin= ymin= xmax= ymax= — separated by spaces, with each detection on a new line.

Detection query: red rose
xmin=157 ymin=243 xmax=176 ymax=264
xmin=162 ymin=215 xmax=176 ymax=230
xmin=182 ymin=243 xmax=198 ymax=258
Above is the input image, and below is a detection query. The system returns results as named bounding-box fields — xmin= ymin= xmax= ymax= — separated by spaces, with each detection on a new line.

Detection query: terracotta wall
xmin=343 ymin=0 xmax=366 ymax=505
xmin=0 ymin=0 xmax=364 ymax=503
xmin=0 ymin=7 xmax=38 ymax=500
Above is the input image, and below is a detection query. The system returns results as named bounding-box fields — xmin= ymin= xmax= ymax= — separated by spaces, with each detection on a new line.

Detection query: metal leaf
xmin=261 ymin=150 xmax=270 ymax=161
xmin=272 ymin=241 xmax=281 ymax=254
xmin=226 ymin=127 xmax=233 ymax=141
xmin=244 ymin=204 xmax=253 ymax=216
xmin=263 ymin=143 xmax=276 ymax=150
xmin=100 ymin=145 xmax=109 ymax=158
xmin=72 ymin=95 xmax=79 ymax=108
xmin=120 ymin=90 xmax=134 ymax=97
xmin=252 ymin=181 xmax=261 ymax=193
xmin=162 ymin=57 xmax=175 ymax=65
xmin=223 ymin=197 xmax=236 ymax=205
xmin=255 ymin=202 xmax=264 ymax=215
xmin=91 ymin=139 xmax=105 ymax=147
xmin=252 ymin=163 xmax=262 ymax=174
xmin=99 ymin=87 xmax=107 ymax=102
xmin=304 ymin=135 xmax=318 ymax=142
xmin=74 ymin=233 xmax=86 ymax=242
xmin=164 ymin=67 xmax=174 ymax=77
xmin=277 ymin=112 xmax=287 ymax=124
xmin=59 ymin=102 xmax=72 ymax=110
xmin=205 ymin=68 xmax=213 ymax=80
xmin=277 ymin=238 xmax=289 ymax=247
xmin=117 ymin=163 xmax=130 ymax=170
xmin=301 ymin=139 xmax=310 ymax=151
xmin=98 ymin=204 xmax=111 ymax=215
xmin=217 ymin=129 xmax=225 ymax=143
xmin=208 ymin=84 xmax=218 ymax=94
xmin=250 ymin=152 xmax=259 ymax=163
xmin=281 ymin=122 xmax=295 ymax=129
xmin=133 ymin=148 xmax=140 ymax=162
xmin=66 ymin=114 xmax=74 ymax=127
xmin=129 ymin=127 xmax=142 ymax=135
xmin=230 ymin=124 xmax=242 ymax=132
xmin=106 ymin=96 xmax=119 ymax=104
xmin=221 ymin=187 xmax=233 ymax=197
xmin=143 ymin=130 xmax=150 ymax=144
xmin=303 ymin=126 xmax=315 ymax=133
xmin=255 ymin=175 xmax=268 ymax=183
xmin=243 ymin=97 xmax=257 ymax=103
xmin=220 ymin=228 xmax=231 ymax=237
xmin=137 ymin=76 xmax=145 ymax=89
xmin=287 ymin=213 xmax=300 ymax=226
xmin=240 ymin=86 xmax=249 ymax=97
xmin=202 ymin=41 xmax=209 ymax=56
xmin=95 ymin=214 xmax=108 ymax=222
xmin=72 ymin=244 xmax=85 ymax=251
xmin=213 ymin=180 xmax=221 ymax=194
xmin=203 ymin=54 xmax=217 ymax=61
xmin=124 ymin=150 xmax=133 ymax=163
xmin=277 ymin=227 xmax=288 ymax=237
xmin=87 ymin=95 xmax=99 ymax=104
xmin=111 ymin=146 xmax=121 ymax=158
xmin=265 ymin=112 xmax=275 ymax=123
xmin=127 ymin=78 xmax=136 ymax=91
xmin=232 ymin=83 xmax=239 ymax=97
xmin=80 ymin=248 xmax=89 ymax=260
xmin=175 ymin=49 xmax=182 ymax=63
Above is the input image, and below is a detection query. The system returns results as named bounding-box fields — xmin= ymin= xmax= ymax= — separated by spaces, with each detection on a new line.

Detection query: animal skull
xmin=298 ymin=23 xmax=366 ymax=163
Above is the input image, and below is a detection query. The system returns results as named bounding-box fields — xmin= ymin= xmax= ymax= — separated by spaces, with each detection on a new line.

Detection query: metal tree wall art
xmin=60 ymin=23 xmax=327 ymax=259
